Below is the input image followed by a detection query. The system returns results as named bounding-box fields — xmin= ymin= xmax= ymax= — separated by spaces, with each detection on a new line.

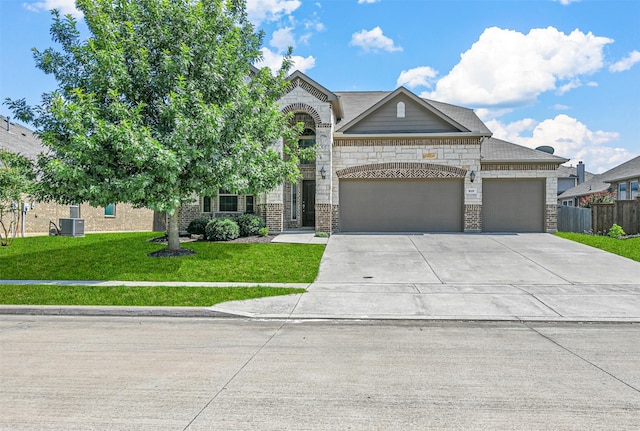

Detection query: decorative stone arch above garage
xmin=336 ymin=162 xmax=467 ymax=232
xmin=336 ymin=162 xmax=467 ymax=179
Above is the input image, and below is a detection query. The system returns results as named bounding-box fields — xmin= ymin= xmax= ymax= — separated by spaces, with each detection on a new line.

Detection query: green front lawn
xmin=555 ymin=232 xmax=640 ymax=262
xmin=0 ymin=284 xmax=306 ymax=307
xmin=0 ymin=232 xmax=325 ymax=283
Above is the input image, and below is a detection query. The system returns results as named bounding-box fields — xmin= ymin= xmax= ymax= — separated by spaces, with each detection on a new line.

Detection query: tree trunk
xmin=167 ymin=207 xmax=181 ymax=251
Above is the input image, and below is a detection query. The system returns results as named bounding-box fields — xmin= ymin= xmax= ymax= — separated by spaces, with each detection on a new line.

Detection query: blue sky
xmin=1 ymin=0 xmax=639 ymax=173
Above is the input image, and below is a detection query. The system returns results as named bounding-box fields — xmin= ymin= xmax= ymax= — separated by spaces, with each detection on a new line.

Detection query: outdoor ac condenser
xmin=59 ymin=218 xmax=85 ymax=237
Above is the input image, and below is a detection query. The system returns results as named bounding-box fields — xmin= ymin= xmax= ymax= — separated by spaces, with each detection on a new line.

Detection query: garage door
xmin=340 ymin=179 xmax=463 ymax=232
xmin=482 ymin=179 xmax=545 ymax=232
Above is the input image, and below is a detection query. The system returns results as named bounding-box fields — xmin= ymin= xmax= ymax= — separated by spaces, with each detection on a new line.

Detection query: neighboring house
xmin=181 ymin=71 xmax=568 ymax=233
xmin=0 ymin=115 xmax=160 ymax=236
xmin=558 ymin=155 xmax=640 ymax=207
xmin=557 ymin=161 xmax=594 ymax=198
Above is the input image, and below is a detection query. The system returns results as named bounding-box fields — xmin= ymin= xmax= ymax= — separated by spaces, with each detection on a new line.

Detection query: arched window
xmin=397 ymin=101 xmax=405 ymax=118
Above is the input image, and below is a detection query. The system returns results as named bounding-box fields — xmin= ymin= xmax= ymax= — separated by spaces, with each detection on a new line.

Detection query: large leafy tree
xmin=7 ymin=0 xmax=301 ymax=254
xmin=0 ymin=150 xmax=35 ymax=246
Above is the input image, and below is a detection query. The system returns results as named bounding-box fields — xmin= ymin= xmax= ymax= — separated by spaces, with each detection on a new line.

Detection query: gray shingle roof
xmin=557 ymin=155 xmax=640 ymax=199
xmin=0 ymin=116 xmax=44 ymax=160
xmin=333 ymin=91 xmax=492 ymax=135
xmin=481 ymin=137 xmax=568 ymax=164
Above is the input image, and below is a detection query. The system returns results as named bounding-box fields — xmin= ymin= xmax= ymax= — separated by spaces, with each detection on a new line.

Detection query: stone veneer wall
xmin=331 ymin=205 xmax=340 ymax=232
xmin=315 ymin=203 xmax=332 ymax=233
xmin=265 ymin=203 xmax=283 ymax=233
xmin=22 ymin=201 xmax=156 ymax=235
xmin=545 ymin=204 xmax=558 ymax=233
xmin=464 ymin=204 xmax=482 ymax=232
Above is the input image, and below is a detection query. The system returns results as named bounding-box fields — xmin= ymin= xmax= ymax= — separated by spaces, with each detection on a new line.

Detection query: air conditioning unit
xmin=59 ymin=218 xmax=85 ymax=237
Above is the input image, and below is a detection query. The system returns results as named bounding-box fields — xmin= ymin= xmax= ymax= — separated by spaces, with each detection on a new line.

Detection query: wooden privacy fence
xmin=592 ymin=199 xmax=640 ymax=235
xmin=557 ymin=206 xmax=592 ymax=233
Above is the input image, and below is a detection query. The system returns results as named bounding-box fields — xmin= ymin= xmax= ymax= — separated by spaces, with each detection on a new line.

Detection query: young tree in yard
xmin=6 ymin=0 xmax=302 ymax=256
xmin=0 ymin=150 xmax=35 ymax=246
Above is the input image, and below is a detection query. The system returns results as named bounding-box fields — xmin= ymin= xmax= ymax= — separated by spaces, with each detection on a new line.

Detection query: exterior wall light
xmin=470 ymin=170 xmax=476 ymax=183
xmin=320 ymin=166 xmax=327 ymax=180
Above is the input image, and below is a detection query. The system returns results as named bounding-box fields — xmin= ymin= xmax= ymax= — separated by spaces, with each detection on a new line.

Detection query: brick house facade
xmin=183 ymin=71 xmax=567 ymax=234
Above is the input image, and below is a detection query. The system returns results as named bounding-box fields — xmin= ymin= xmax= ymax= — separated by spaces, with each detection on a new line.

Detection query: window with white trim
xmin=397 ymin=101 xmax=405 ymax=118
xmin=104 ymin=203 xmax=116 ymax=217
xmin=618 ymin=183 xmax=627 ymax=200
xmin=631 ymin=180 xmax=638 ymax=200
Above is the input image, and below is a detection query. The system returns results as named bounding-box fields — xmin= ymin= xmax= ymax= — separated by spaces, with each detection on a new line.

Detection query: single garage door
xmin=340 ymin=179 xmax=463 ymax=232
xmin=482 ymin=179 xmax=545 ymax=232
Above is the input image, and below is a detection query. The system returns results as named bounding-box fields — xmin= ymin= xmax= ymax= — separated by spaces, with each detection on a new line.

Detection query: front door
xmin=302 ymin=180 xmax=315 ymax=227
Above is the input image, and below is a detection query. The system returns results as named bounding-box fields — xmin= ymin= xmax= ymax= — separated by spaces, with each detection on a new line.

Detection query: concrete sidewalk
xmin=2 ymin=233 xmax=640 ymax=322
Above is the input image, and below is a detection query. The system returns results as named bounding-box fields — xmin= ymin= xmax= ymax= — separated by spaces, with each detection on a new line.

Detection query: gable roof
xmin=0 ymin=116 xmax=44 ymax=161
xmin=558 ymin=155 xmax=640 ymax=199
xmin=481 ymin=137 xmax=568 ymax=164
xmin=335 ymin=87 xmax=478 ymax=135
xmin=286 ymin=70 xmax=343 ymax=120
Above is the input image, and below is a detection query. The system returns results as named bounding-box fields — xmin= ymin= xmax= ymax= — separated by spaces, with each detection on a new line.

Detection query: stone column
xmin=314 ymin=126 xmax=332 ymax=233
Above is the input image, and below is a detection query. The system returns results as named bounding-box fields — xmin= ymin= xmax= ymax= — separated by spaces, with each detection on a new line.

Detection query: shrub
xmin=186 ymin=217 xmax=210 ymax=236
xmin=315 ymin=232 xmax=329 ymax=238
xmin=205 ymin=218 xmax=240 ymax=241
xmin=258 ymin=227 xmax=269 ymax=237
xmin=608 ymin=223 xmax=626 ymax=239
xmin=236 ymin=214 xmax=265 ymax=237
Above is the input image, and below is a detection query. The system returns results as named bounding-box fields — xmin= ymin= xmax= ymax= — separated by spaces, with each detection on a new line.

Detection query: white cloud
xmin=358 ymin=0 xmax=380 ymax=3
xmin=428 ymin=27 xmax=613 ymax=107
xmin=609 ymin=50 xmax=640 ymax=72
xmin=554 ymin=104 xmax=570 ymax=110
xmin=246 ymin=0 xmax=301 ymax=26
xmin=255 ymin=47 xmax=315 ymax=74
xmin=24 ymin=0 xmax=82 ymax=18
xmin=397 ymin=66 xmax=438 ymax=89
xmin=556 ymin=79 xmax=582 ymax=95
xmin=270 ymin=27 xmax=296 ymax=51
xmin=349 ymin=27 xmax=402 ymax=53
xmin=486 ymin=114 xmax=632 ymax=173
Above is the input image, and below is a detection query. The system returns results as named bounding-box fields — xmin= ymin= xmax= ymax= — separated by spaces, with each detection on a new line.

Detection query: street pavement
xmin=1 ymin=316 xmax=639 ymax=430
xmin=2 ymin=232 xmax=640 ymax=322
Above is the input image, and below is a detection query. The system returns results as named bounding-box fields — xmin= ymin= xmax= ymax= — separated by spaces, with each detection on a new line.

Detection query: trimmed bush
xmin=186 ymin=217 xmax=210 ymax=236
xmin=237 ymin=214 xmax=265 ymax=237
xmin=205 ymin=218 xmax=240 ymax=241
xmin=608 ymin=223 xmax=626 ymax=239
xmin=258 ymin=227 xmax=269 ymax=237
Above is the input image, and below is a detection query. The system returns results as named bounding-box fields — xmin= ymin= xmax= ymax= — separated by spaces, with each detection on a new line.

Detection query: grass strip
xmin=555 ymin=232 xmax=640 ymax=262
xmin=0 ymin=232 xmax=325 ymax=283
xmin=0 ymin=284 xmax=306 ymax=307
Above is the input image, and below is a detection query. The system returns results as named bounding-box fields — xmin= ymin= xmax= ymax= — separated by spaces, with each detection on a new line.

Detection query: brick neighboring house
xmin=181 ymin=71 xmax=568 ymax=233
xmin=0 ymin=115 xmax=161 ymax=236
xmin=557 ymin=155 xmax=640 ymax=207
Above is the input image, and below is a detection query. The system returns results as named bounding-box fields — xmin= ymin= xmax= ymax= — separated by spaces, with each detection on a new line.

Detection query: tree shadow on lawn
xmin=1 ymin=236 xmax=320 ymax=282
xmin=1 ymin=236 xmax=235 ymax=281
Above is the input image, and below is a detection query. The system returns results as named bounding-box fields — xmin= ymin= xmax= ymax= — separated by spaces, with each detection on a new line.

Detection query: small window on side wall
xmin=246 ymin=196 xmax=254 ymax=214
xmin=104 ymin=204 xmax=116 ymax=217
xmin=631 ymin=180 xmax=638 ymax=200
xmin=397 ymin=101 xmax=405 ymax=118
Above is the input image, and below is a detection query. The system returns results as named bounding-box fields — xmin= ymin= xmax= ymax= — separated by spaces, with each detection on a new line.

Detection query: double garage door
xmin=339 ymin=178 xmax=545 ymax=233
xmin=340 ymin=179 xmax=464 ymax=232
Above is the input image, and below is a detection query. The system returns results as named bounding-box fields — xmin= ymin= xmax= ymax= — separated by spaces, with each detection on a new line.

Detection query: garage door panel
xmin=482 ymin=179 xmax=544 ymax=232
xmin=340 ymin=179 xmax=463 ymax=232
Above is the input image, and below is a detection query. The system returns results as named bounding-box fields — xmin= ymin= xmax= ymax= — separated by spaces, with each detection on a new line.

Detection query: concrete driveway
xmin=214 ymin=233 xmax=640 ymax=321
xmin=315 ymin=233 xmax=640 ymax=285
